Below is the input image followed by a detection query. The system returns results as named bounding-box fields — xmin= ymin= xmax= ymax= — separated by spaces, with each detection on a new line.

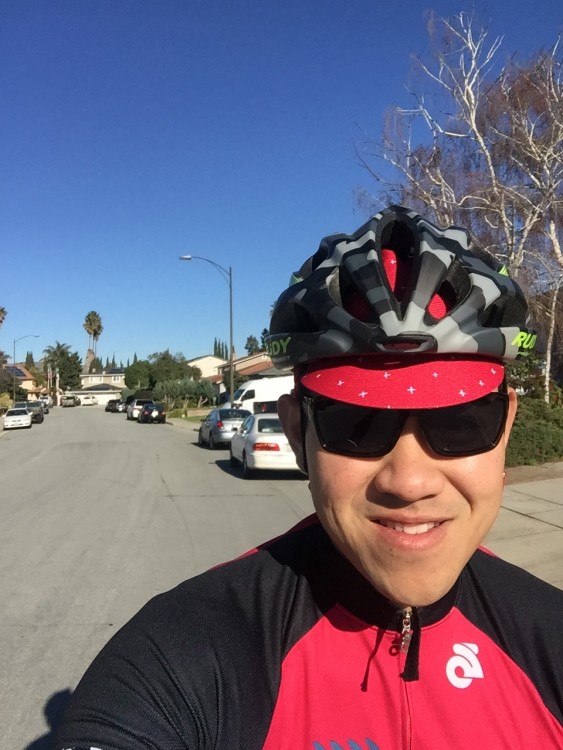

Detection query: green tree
xmin=0 ymin=306 xmax=6 ymax=329
xmin=25 ymin=351 xmax=35 ymax=369
xmin=43 ymin=342 xmax=82 ymax=390
xmin=245 ymin=336 xmax=260 ymax=355
xmin=28 ymin=365 xmax=46 ymax=389
xmin=147 ymin=351 xmax=201 ymax=387
xmin=124 ymin=360 xmax=151 ymax=389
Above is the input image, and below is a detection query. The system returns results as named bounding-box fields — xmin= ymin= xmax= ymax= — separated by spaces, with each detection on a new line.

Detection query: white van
xmin=227 ymin=375 xmax=294 ymax=414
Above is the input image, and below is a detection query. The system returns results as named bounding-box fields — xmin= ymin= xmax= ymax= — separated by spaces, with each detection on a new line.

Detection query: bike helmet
xmin=267 ymin=205 xmax=536 ymax=409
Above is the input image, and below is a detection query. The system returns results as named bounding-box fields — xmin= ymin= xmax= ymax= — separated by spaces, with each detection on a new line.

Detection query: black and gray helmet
xmin=267 ymin=205 xmax=536 ymax=369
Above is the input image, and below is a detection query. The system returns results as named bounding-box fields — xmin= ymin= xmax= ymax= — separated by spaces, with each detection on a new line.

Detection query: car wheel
xmin=198 ymin=430 xmax=204 ymax=447
xmin=229 ymin=447 xmax=239 ymax=467
xmin=209 ymin=435 xmax=216 ymax=450
xmin=242 ymin=453 xmax=254 ymax=479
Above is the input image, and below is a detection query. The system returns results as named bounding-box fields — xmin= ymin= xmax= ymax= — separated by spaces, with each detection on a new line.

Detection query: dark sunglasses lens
xmin=313 ymin=399 xmax=404 ymax=457
xmin=423 ymin=393 xmax=508 ymax=456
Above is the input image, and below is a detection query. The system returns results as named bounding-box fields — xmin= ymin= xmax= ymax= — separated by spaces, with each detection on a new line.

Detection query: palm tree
xmin=83 ymin=311 xmax=103 ymax=355
xmin=43 ymin=341 xmax=71 ymax=370
xmin=0 ymin=306 xmax=7 ymax=330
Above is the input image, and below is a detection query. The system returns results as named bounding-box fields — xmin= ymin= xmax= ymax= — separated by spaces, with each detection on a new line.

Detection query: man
xmin=57 ymin=206 xmax=562 ymax=748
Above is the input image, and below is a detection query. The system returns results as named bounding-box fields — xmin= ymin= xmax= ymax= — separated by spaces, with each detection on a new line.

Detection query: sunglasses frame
xmin=302 ymin=389 xmax=509 ymax=459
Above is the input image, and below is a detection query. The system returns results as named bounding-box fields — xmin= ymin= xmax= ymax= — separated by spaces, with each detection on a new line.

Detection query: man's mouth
xmin=377 ymin=520 xmax=442 ymax=535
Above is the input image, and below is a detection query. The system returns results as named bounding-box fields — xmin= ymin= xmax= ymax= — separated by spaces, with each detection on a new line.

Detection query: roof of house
xmin=4 ymin=364 xmax=34 ymax=380
xmin=79 ymin=383 xmax=123 ymax=392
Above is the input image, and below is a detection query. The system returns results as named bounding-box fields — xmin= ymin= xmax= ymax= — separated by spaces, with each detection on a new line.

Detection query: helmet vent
xmin=424 ymin=259 xmax=471 ymax=322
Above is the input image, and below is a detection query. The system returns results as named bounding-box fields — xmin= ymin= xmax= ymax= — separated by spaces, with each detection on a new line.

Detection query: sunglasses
xmin=302 ymin=391 xmax=509 ymax=458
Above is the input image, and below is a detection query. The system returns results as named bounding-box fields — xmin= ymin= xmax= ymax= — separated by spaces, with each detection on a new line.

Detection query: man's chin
xmin=367 ymin=573 xmax=458 ymax=610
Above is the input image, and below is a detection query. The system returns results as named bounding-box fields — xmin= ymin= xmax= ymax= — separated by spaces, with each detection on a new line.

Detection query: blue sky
xmin=1 ymin=0 xmax=561 ymax=367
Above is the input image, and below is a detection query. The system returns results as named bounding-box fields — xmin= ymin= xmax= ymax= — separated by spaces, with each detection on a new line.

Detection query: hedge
xmin=506 ymin=398 xmax=563 ymax=466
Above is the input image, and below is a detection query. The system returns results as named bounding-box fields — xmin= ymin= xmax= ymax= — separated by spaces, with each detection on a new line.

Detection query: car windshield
xmin=7 ymin=409 xmax=28 ymax=416
xmin=219 ymin=409 xmax=250 ymax=420
xmin=257 ymin=418 xmax=283 ymax=433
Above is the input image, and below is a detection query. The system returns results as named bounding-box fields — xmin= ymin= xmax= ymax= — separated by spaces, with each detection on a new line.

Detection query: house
xmin=220 ymin=351 xmax=276 ymax=380
xmin=4 ymin=363 xmax=36 ymax=394
xmin=80 ymin=367 xmax=126 ymax=390
xmin=186 ymin=355 xmax=227 ymax=379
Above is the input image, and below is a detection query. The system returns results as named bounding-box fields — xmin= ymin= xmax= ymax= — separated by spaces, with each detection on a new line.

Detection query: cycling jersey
xmin=56 ymin=515 xmax=563 ymax=749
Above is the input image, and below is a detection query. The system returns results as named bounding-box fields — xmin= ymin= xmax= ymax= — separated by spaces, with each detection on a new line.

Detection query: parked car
xmin=20 ymin=400 xmax=45 ymax=423
xmin=105 ymin=399 xmax=119 ymax=412
xmin=126 ymin=398 xmax=154 ymax=421
xmin=229 ymin=413 xmax=300 ymax=478
xmin=61 ymin=395 xmax=78 ymax=407
xmin=3 ymin=408 xmax=32 ymax=430
xmin=80 ymin=394 xmax=98 ymax=406
xmin=198 ymin=408 xmax=251 ymax=449
xmin=138 ymin=402 xmax=166 ymax=424
xmin=39 ymin=394 xmax=53 ymax=409
xmin=115 ymin=400 xmax=127 ymax=413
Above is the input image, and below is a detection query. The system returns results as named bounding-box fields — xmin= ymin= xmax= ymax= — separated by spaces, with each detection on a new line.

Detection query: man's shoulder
xmin=470 ymin=548 xmax=562 ymax=602
xmin=463 ymin=548 xmax=562 ymax=632
xmin=129 ymin=515 xmax=327 ymax=636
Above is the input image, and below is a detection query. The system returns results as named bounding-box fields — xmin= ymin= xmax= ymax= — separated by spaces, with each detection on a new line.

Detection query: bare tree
xmin=357 ymin=11 xmax=563 ymax=400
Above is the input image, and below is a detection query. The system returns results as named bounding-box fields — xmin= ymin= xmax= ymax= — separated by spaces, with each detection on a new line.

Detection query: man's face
xmin=278 ymin=390 xmax=517 ymax=608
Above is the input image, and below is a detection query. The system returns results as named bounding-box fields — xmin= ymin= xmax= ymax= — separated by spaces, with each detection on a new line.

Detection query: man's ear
xmin=277 ymin=393 xmax=305 ymax=470
xmin=502 ymin=387 xmax=518 ymax=447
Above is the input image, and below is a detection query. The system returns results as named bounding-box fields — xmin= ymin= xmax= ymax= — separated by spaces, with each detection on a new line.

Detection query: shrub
xmin=506 ymin=398 xmax=563 ymax=466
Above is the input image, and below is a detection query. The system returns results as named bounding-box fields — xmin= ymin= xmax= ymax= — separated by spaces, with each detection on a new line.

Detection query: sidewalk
xmin=486 ymin=461 xmax=563 ymax=589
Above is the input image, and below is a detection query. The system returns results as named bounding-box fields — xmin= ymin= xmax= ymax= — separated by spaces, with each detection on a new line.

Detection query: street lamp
xmin=179 ymin=254 xmax=235 ymax=405
xmin=12 ymin=334 xmax=39 ymax=401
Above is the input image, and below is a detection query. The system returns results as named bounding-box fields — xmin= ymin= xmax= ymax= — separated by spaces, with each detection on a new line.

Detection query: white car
xmin=229 ymin=413 xmax=301 ymax=478
xmin=3 ymin=408 xmax=33 ymax=430
xmin=80 ymin=395 xmax=98 ymax=406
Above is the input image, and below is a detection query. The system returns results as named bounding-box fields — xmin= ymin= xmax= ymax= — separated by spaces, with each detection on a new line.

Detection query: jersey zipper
xmin=400 ymin=607 xmax=413 ymax=654
xmin=398 ymin=606 xmax=420 ymax=681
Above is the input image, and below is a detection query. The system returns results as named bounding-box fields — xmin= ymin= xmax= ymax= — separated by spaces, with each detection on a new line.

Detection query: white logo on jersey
xmin=446 ymin=642 xmax=484 ymax=688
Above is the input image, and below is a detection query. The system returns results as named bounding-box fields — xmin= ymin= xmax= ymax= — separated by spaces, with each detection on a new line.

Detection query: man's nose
xmin=370 ymin=416 xmax=446 ymax=503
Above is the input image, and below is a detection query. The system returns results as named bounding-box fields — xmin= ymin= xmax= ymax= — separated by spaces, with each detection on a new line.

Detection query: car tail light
xmin=252 ymin=442 xmax=280 ymax=452
xmin=216 ymin=420 xmax=224 ymax=429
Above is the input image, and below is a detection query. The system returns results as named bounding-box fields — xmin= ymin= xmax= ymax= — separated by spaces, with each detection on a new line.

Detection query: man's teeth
xmin=379 ymin=521 xmax=440 ymax=535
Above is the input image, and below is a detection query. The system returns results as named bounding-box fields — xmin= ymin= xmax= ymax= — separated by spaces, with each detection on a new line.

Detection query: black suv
xmin=14 ymin=400 xmax=45 ymax=423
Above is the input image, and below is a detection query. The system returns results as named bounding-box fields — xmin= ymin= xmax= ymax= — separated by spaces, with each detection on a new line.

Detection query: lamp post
xmin=12 ymin=334 xmax=39 ymax=401
xmin=179 ymin=255 xmax=234 ymax=405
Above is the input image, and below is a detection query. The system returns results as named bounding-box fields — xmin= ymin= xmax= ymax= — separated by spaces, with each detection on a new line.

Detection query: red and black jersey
xmin=56 ymin=515 xmax=563 ymax=749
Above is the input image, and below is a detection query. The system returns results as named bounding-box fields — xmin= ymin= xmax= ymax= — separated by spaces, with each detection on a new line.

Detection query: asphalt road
xmin=0 ymin=406 xmax=312 ymax=749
